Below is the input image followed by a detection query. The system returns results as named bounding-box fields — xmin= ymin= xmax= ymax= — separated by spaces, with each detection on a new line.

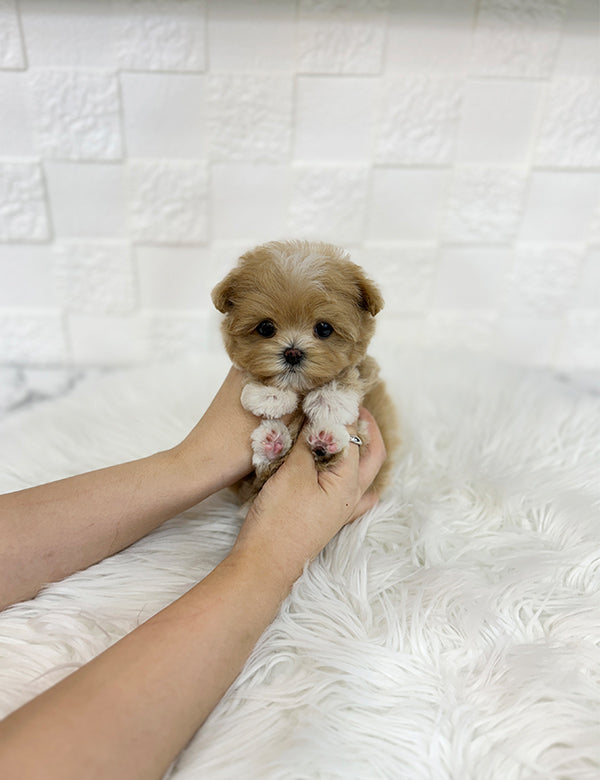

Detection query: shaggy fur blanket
xmin=0 ymin=351 xmax=599 ymax=779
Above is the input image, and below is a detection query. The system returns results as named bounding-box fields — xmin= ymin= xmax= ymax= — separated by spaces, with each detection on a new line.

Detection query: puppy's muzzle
xmin=283 ymin=347 xmax=304 ymax=366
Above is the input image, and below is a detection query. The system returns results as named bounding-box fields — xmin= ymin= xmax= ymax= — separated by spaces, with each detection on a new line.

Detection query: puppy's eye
xmin=256 ymin=319 xmax=277 ymax=338
xmin=314 ymin=322 xmax=334 ymax=339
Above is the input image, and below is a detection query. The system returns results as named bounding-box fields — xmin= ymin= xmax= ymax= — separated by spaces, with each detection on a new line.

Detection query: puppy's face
xmin=212 ymin=241 xmax=383 ymax=392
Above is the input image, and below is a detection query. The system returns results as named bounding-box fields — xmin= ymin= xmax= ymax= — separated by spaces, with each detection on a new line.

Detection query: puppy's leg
xmin=303 ymin=381 xmax=360 ymax=464
xmin=251 ymin=419 xmax=292 ymax=475
xmin=303 ymin=381 xmax=360 ymax=426
xmin=241 ymin=381 xmax=299 ymax=419
xmin=306 ymin=423 xmax=350 ymax=461
xmin=241 ymin=382 xmax=297 ymax=477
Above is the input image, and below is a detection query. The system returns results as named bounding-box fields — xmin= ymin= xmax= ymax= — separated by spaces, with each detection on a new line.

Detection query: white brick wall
xmin=0 ymin=0 xmax=599 ymax=371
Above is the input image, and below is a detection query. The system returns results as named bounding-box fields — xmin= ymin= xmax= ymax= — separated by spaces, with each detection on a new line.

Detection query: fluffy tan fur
xmin=212 ymin=239 xmax=398 ymax=501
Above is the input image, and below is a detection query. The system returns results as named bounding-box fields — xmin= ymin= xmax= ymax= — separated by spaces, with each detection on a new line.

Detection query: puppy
xmin=212 ymin=239 xmax=398 ymax=502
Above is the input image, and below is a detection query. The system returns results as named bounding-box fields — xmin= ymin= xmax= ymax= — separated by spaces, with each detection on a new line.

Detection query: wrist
xmin=170 ymin=417 xmax=253 ymax=498
xmin=228 ymin=536 xmax=302 ymax=602
xmin=163 ymin=441 xmax=241 ymax=508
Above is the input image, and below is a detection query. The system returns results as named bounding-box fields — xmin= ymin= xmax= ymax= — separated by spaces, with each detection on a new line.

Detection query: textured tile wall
xmin=0 ymin=0 xmax=599 ymax=372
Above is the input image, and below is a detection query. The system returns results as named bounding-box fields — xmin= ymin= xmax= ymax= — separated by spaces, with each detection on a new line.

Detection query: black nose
xmin=283 ymin=347 xmax=304 ymax=366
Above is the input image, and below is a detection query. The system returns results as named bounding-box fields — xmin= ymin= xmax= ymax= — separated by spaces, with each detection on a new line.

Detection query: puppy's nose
xmin=283 ymin=347 xmax=304 ymax=366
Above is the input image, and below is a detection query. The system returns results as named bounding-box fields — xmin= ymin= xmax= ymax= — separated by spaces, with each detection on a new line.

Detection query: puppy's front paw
xmin=306 ymin=423 xmax=350 ymax=463
xmin=303 ymin=382 xmax=360 ymax=427
xmin=241 ymin=382 xmax=299 ymax=419
xmin=251 ymin=419 xmax=292 ymax=470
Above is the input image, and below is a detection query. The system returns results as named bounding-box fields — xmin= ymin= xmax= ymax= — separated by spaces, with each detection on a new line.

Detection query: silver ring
xmin=348 ymin=434 xmax=363 ymax=446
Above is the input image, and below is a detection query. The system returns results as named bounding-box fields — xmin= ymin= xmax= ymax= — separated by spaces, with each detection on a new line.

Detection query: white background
xmin=1 ymin=0 xmax=599 ymax=373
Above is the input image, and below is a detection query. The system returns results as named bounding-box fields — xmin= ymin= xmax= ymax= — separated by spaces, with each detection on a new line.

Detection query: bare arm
xmin=0 ymin=411 xmax=386 ymax=780
xmin=0 ymin=368 xmax=257 ymax=610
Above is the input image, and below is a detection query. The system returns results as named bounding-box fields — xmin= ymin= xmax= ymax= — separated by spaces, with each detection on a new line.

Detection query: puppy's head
xmin=212 ymin=240 xmax=383 ymax=391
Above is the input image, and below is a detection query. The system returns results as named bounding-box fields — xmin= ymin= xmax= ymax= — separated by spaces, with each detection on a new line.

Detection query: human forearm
xmin=0 ymin=548 xmax=291 ymax=780
xmin=0 ymin=368 xmax=257 ymax=609
xmin=0 ymin=450 xmax=203 ymax=608
xmin=0 ymin=410 xmax=387 ymax=779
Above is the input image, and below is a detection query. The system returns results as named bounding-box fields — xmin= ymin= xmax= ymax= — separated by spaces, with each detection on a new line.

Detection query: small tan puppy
xmin=212 ymin=239 xmax=397 ymax=501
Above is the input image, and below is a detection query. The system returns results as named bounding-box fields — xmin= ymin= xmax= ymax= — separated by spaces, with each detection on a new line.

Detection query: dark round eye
xmin=314 ymin=322 xmax=334 ymax=339
xmin=256 ymin=319 xmax=276 ymax=338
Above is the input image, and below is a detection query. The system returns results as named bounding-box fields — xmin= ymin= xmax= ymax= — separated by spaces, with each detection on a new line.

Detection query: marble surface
xmin=0 ymin=365 xmax=100 ymax=421
xmin=0 ymin=362 xmax=599 ymax=425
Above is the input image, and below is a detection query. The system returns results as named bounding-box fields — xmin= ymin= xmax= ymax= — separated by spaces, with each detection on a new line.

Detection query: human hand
xmin=172 ymin=367 xmax=258 ymax=490
xmin=232 ymin=408 xmax=387 ymax=588
xmin=171 ymin=367 xmax=302 ymax=496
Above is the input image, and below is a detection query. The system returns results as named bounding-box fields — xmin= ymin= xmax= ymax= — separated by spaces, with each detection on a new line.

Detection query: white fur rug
xmin=1 ymin=350 xmax=599 ymax=780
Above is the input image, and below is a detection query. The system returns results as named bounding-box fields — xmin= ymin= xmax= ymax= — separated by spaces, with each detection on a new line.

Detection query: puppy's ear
xmin=211 ymin=268 xmax=240 ymax=313
xmin=354 ymin=268 xmax=384 ymax=316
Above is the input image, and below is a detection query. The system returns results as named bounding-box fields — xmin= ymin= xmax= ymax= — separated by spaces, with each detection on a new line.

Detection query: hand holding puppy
xmin=233 ymin=407 xmax=387 ymax=586
xmin=0 ymin=378 xmax=387 ymax=780
xmin=212 ymin=239 xmax=398 ymax=502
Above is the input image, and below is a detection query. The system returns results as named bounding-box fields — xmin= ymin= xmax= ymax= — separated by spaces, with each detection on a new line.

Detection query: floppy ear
xmin=211 ymin=268 xmax=240 ymax=313
xmin=354 ymin=268 xmax=384 ymax=316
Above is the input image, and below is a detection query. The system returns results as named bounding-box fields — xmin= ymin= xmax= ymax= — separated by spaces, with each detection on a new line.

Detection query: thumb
xmin=279 ymin=423 xmax=321 ymax=478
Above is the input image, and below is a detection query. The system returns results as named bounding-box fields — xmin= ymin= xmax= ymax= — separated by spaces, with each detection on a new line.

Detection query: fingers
xmin=337 ymin=408 xmax=386 ymax=521
xmin=355 ymin=407 xmax=387 ymax=495
xmin=219 ymin=366 xmax=245 ymax=404
xmin=279 ymin=419 xmax=323 ymax=480
xmin=206 ymin=366 xmax=252 ymax=425
xmin=261 ymin=406 xmax=387 ymax=523
xmin=350 ymin=489 xmax=379 ymax=521
xmin=285 ymin=406 xmax=386 ymax=481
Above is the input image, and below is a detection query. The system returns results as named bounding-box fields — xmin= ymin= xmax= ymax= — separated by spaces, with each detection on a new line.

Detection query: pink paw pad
xmin=308 ymin=430 xmax=340 ymax=458
xmin=251 ymin=420 xmax=292 ymax=470
xmin=263 ymin=429 xmax=285 ymax=459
